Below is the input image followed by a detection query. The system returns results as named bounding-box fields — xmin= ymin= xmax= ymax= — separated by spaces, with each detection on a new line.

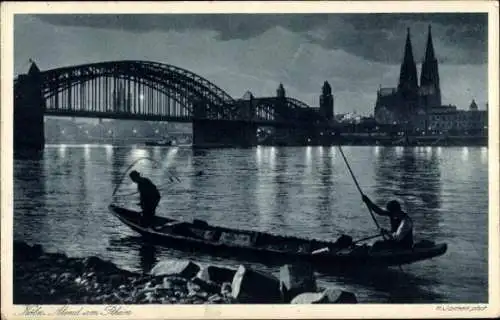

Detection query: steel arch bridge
xmin=14 ymin=60 xmax=325 ymax=126
xmin=16 ymin=60 xmax=241 ymax=121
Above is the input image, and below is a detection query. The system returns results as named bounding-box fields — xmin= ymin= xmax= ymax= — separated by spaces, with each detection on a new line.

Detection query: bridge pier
xmin=14 ymin=62 xmax=45 ymax=151
xmin=267 ymin=125 xmax=333 ymax=146
xmin=192 ymin=119 xmax=257 ymax=148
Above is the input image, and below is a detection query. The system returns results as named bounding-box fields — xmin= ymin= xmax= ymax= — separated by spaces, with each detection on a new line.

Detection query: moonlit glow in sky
xmin=14 ymin=13 xmax=488 ymax=115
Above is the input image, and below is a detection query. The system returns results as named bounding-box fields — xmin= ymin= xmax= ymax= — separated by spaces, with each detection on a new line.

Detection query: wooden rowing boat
xmin=109 ymin=204 xmax=447 ymax=269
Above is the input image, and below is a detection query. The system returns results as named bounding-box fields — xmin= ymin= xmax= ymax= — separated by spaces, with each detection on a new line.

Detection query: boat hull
xmin=109 ymin=205 xmax=447 ymax=269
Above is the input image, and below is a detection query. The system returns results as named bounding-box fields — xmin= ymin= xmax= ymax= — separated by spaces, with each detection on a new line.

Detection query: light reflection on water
xmin=14 ymin=145 xmax=488 ymax=303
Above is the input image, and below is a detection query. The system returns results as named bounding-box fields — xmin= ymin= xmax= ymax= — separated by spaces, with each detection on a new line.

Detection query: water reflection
xmin=105 ymin=145 xmax=113 ymax=162
xmin=461 ymin=147 xmax=469 ymax=162
xmin=59 ymin=144 xmax=67 ymax=159
xmin=318 ymin=146 xmax=324 ymax=158
xmin=14 ymin=150 xmax=47 ymax=242
xmin=130 ymin=147 xmax=149 ymax=159
xmin=139 ymin=242 xmax=158 ymax=274
xmin=83 ymin=144 xmax=91 ymax=161
xmin=269 ymin=146 xmax=277 ymax=169
xmin=318 ymin=152 xmax=334 ymax=215
xmin=255 ymin=147 xmax=280 ymax=231
xmin=256 ymin=145 xmax=263 ymax=167
xmin=437 ymin=147 xmax=442 ymax=157
xmin=163 ymin=147 xmax=179 ymax=170
xmin=373 ymin=147 xmax=442 ymax=237
xmin=14 ymin=145 xmax=488 ymax=303
xmin=272 ymin=148 xmax=288 ymax=226
xmin=14 ymin=148 xmax=44 ymax=161
xmin=110 ymin=147 xmax=129 ymax=204
xmin=320 ymin=266 xmax=446 ymax=303
xmin=480 ymin=147 xmax=488 ymax=164
xmin=305 ymin=146 xmax=312 ymax=175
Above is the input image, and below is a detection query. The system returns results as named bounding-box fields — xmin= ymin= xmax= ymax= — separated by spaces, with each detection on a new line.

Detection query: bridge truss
xmin=15 ymin=60 xmax=326 ymax=126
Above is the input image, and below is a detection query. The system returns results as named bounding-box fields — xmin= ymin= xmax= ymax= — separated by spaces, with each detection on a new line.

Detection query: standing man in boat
xmin=361 ymin=195 xmax=414 ymax=249
xmin=129 ymin=170 xmax=161 ymax=228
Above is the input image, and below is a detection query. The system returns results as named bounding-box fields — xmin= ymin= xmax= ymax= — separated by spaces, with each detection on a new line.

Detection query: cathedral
xmin=374 ymin=25 xmax=441 ymax=128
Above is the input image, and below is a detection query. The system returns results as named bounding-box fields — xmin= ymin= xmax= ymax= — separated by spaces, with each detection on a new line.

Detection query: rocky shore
xmin=14 ymin=241 xmax=357 ymax=304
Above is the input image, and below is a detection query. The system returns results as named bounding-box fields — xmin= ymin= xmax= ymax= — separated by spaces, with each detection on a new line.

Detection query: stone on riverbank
xmin=197 ymin=265 xmax=236 ymax=284
xmin=13 ymin=241 xmax=213 ymax=304
xmin=150 ymin=259 xmax=200 ymax=278
xmin=279 ymin=263 xmax=317 ymax=302
xmin=231 ymin=265 xmax=282 ymax=303
xmin=291 ymin=288 xmax=357 ymax=304
xmin=191 ymin=277 xmax=221 ymax=294
xmin=14 ymin=241 xmax=358 ymax=305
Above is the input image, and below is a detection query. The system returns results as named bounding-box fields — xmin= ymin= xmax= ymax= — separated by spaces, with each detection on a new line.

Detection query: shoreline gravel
xmin=13 ymin=241 xmax=235 ymax=304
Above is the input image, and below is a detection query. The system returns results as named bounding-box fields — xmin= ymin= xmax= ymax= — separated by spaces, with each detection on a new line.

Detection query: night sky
xmin=14 ymin=13 xmax=488 ymax=115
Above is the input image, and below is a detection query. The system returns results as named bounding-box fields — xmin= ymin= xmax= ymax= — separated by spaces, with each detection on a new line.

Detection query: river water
xmin=13 ymin=145 xmax=489 ymax=303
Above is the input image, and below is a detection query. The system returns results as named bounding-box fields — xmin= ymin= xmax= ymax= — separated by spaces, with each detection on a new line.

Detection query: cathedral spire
xmin=398 ymin=28 xmax=418 ymax=93
xmin=420 ymin=24 xmax=441 ymax=107
xmin=424 ymin=25 xmax=436 ymax=62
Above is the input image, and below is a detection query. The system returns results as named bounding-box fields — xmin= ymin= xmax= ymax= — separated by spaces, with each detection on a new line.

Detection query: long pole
xmin=337 ymin=145 xmax=382 ymax=231
xmin=338 ymin=146 xmax=405 ymax=271
xmin=352 ymin=233 xmax=384 ymax=244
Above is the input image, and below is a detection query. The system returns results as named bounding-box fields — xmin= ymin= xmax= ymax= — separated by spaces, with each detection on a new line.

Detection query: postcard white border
xmin=1 ymin=1 xmax=499 ymax=319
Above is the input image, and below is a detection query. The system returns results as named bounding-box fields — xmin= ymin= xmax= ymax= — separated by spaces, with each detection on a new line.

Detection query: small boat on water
xmin=109 ymin=205 xmax=447 ymax=269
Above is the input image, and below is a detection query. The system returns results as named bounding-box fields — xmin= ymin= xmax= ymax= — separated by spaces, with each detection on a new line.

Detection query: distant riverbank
xmin=43 ymin=134 xmax=487 ymax=148
xmin=260 ymin=134 xmax=487 ymax=147
xmin=338 ymin=134 xmax=487 ymax=147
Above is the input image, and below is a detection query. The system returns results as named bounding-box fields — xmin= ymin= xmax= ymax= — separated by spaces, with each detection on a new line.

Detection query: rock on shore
xmin=13 ymin=241 xmax=234 ymax=304
xmin=13 ymin=241 xmax=357 ymax=304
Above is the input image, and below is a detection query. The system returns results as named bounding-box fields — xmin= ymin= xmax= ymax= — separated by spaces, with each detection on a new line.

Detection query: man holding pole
xmin=336 ymin=145 xmax=414 ymax=251
xmin=362 ymin=195 xmax=414 ymax=250
xmin=129 ymin=170 xmax=161 ymax=228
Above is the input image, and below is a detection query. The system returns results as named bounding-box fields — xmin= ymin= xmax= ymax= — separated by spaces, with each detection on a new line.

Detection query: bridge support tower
xmin=14 ymin=62 xmax=45 ymax=151
xmin=192 ymin=99 xmax=257 ymax=148
xmin=193 ymin=119 xmax=257 ymax=148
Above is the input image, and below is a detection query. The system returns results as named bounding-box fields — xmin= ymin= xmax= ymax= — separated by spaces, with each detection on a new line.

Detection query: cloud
xmin=13 ymin=15 xmax=487 ymax=116
xmin=33 ymin=14 xmax=329 ymax=39
xmin=306 ymin=13 xmax=487 ymax=64
xmin=32 ymin=13 xmax=487 ymax=64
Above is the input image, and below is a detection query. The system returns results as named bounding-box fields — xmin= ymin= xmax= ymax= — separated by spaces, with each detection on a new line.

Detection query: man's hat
xmin=129 ymin=170 xmax=140 ymax=179
xmin=386 ymin=200 xmax=401 ymax=212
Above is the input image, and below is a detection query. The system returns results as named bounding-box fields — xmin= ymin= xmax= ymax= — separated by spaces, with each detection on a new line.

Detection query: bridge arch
xmin=14 ymin=60 xmax=332 ymax=150
xmin=31 ymin=60 xmax=239 ymax=120
xmin=251 ymin=96 xmax=322 ymax=124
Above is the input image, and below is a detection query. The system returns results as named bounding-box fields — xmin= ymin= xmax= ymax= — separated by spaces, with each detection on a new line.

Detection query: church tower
xmin=320 ymin=81 xmax=334 ymax=121
xmin=420 ymin=25 xmax=441 ymax=108
xmin=469 ymin=99 xmax=478 ymax=111
xmin=277 ymin=83 xmax=286 ymax=99
xmin=398 ymin=28 xmax=419 ymax=96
